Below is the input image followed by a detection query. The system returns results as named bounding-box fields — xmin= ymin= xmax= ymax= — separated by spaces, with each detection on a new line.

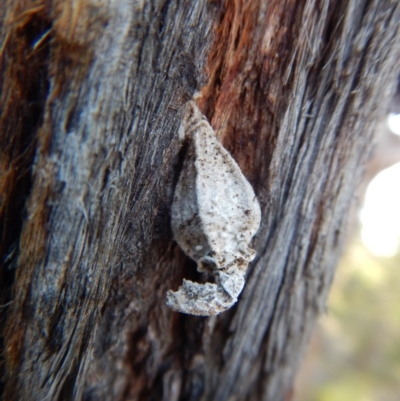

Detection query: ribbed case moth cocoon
xmin=167 ymin=101 xmax=261 ymax=316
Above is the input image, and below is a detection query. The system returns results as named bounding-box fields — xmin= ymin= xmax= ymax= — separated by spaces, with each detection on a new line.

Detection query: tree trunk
xmin=1 ymin=1 xmax=399 ymax=400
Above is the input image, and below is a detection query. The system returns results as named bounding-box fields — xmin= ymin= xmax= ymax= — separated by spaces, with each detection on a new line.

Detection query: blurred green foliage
xmin=296 ymin=236 xmax=400 ymax=401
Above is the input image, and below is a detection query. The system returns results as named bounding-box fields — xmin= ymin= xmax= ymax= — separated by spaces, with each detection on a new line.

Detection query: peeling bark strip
xmin=1 ymin=1 xmax=399 ymax=401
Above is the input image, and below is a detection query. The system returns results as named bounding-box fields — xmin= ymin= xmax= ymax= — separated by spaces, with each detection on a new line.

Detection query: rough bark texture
xmin=1 ymin=1 xmax=399 ymax=400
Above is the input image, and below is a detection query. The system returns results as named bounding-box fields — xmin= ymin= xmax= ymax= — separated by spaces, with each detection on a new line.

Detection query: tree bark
xmin=1 ymin=1 xmax=399 ymax=400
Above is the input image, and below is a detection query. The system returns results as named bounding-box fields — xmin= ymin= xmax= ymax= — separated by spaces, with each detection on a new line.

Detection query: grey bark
xmin=1 ymin=1 xmax=399 ymax=400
